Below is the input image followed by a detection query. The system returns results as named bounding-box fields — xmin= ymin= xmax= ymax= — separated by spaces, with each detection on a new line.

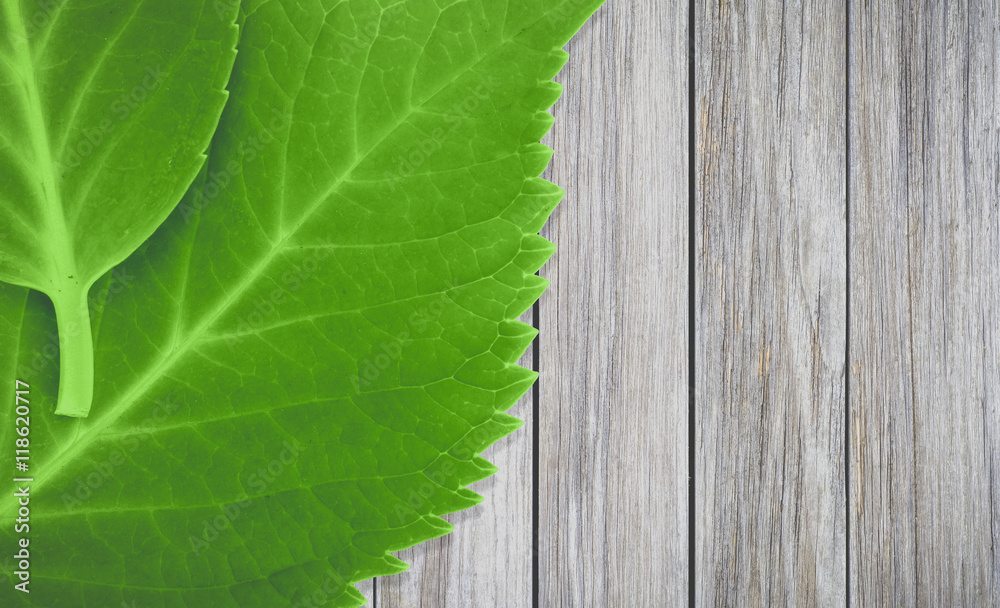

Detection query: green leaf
xmin=0 ymin=0 xmax=239 ymax=417
xmin=0 ymin=0 xmax=602 ymax=606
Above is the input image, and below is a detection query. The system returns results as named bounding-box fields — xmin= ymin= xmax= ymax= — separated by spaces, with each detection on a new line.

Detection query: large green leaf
xmin=0 ymin=0 xmax=239 ymax=417
xmin=0 ymin=0 xmax=602 ymax=606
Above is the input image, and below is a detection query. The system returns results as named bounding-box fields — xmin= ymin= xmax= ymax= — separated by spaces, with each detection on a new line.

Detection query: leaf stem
xmin=3 ymin=0 xmax=96 ymax=416
xmin=51 ymin=285 xmax=94 ymax=418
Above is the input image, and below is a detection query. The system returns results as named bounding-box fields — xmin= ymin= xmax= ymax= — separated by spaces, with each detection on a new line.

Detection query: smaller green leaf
xmin=0 ymin=0 xmax=240 ymax=417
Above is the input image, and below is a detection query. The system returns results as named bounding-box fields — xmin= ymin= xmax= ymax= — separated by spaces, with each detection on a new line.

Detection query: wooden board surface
xmin=371 ymin=2 xmax=691 ymax=606
xmin=849 ymin=1 xmax=1000 ymax=605
xmin=362 ymin=1 xmax=1000 ymax=606
xmin=695 ymin=0 xmax=847 ymax=605
xmin=539 ymin=1 xmax=690 ymax=606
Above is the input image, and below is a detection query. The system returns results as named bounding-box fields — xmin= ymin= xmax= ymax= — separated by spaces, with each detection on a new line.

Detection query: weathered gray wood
xmin=356 ymin=580 xmax=373 ymax=607
xmin=695 ymin=1 xmax=847 ymax=605
xmin=539 ymin=2 xmax=689 ymax=606
xmin=375 ymin=312 xmax=534 ymax=608
xmin=367 ymin=3 xmax=1000 ymax=607
xmin=849 ymin=2 xmax=1000 ymax=605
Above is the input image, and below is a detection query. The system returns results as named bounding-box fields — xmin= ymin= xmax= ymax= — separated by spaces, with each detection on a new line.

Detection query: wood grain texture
xmin=366 ymin=2 xmax=1000 ymax=606
xmin=375 ymin=312 xmax=534 ymax=608
xmin=849 ymin=1 xmax=1000 ymax=605
xmin=695 ymin=0 xmax=847 ymax=605
xmin=357 ymin=580 xmax=373 ymax=607
xmin=540 ymin=2 xmax=689 ymax=606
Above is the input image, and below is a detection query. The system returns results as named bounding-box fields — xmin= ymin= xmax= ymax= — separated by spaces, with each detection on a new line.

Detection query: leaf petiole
xmin=50 ymin=284 xmax=94 ymax=418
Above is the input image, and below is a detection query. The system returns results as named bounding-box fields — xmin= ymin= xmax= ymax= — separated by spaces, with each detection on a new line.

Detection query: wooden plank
xmin=849 ymin=2 xmax=1000 ymax=605
xmin=539 ymin=2 xmax=689 ymax=605
xmin=695 ymin=0 xmax=847 ymax=605
xmin=357 ymin=580 xmax=372 ymax=606
xmin=375 ymin=313 xmax=534 ymax=607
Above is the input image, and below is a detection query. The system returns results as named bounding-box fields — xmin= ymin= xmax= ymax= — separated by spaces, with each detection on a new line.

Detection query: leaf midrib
xmin=1 ymin=0 xmax=77 ymax=290
xmin=3 ymin=5 xmax=554 ymax=518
